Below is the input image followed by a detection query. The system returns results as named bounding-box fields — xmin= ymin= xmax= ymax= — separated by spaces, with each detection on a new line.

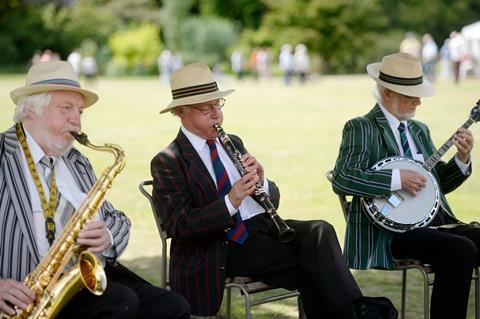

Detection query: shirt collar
xmin=378 ymin=103 xmax=408 ymax=131
xmin=181 ymin=126 xmax=218 ymax=153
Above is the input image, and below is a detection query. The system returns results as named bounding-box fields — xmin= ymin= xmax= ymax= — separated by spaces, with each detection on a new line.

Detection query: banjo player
xmin=331 ymin=52 xmax=478 ymax=319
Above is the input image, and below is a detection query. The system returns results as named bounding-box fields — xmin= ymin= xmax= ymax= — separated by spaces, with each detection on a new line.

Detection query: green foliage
xmin=161 ymin=0 xmax=194 ymax=51
xmin=180 ymin=16 xmax=238 ymax=66
xmin=108 ymin=23 xmax=163 ymax=75
xmin=247 ymin=0 xmax=386 ymax=74
xmin=0 ymin=4 xmax=48 ymax=66
xmin=199 ymin=0 xmax=266 ymax=29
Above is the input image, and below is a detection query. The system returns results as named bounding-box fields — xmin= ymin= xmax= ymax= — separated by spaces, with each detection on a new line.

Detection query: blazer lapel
xmin=2 ymin=126 xmax=40 ymax=264
xmin=371 ymin=104 xmax=401 ymax=156
xmin=408 ymin=122 xmax=430 ymax=158
xmin=175 ymin=130 xmax=218 ymax=195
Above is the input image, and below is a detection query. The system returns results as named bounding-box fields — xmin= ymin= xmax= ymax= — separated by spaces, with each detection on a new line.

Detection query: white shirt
xmin=19 ymin=127 xmax=110 ymax=261
xmin=379 ymin=105 xmax=470 ymax=191
xmin=181 ymin=126 xmax=269 ymax=221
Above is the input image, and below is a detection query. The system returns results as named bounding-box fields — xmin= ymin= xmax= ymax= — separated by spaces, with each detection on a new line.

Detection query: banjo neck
xmin=423 ymin=117 xmax=476 ymax=172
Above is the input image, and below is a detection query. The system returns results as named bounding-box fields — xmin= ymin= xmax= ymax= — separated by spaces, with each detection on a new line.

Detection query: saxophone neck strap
xmin=16 ymin=122 xmax=58 ymax=245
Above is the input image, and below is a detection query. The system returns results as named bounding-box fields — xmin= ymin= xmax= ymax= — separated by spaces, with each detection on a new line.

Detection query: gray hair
xmin=373 ymin=84 xmax=386 ymax=104
xmin=13 ymin=92 xmax=52 ymax=123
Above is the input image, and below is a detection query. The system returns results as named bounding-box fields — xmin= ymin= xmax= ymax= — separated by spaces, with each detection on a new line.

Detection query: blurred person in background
xmin=279 ymin=43 xmax=294 ymax=86
xmin=294 ymin=43 xmax=310 ymax=84
xmin=421 ymin=33 xmax=438 ymax=82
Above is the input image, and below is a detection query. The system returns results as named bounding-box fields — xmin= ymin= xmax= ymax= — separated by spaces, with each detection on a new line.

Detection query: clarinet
xmin=214 ymin=124 xmax=295 ymax=243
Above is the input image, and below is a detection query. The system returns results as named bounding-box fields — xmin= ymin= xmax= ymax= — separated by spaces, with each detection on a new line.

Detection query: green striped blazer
xmin=331 ymin=104 xmax=470 ymax=269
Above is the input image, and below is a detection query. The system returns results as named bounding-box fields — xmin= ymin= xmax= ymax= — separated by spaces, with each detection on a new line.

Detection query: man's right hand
xmin=0 ymin=279 xmax=34 ymax=316
xmin=228 ymin=170 xmax=259 ymax=208
xmin=400 ymin=169 xmax=427 ymax=196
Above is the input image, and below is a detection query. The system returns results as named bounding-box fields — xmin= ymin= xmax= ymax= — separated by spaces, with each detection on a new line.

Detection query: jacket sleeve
xmin=332 ymin=117 xmax=392 ymax=198
xmin=81 ymin=155 xmax=131 ymax=259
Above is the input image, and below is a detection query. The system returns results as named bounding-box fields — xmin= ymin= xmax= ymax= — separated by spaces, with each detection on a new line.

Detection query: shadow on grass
xmin=121 ymin=256 xmax=300 ymax=319
xmin=122 ymin=256 xmax=478 ymax=318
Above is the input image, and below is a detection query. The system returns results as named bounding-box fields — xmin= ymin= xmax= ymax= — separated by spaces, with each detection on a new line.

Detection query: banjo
xmin=362 ymin=100 xmax=480 ymax=233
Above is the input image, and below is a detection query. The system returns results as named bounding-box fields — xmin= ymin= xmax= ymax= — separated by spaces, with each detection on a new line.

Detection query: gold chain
xmin=16 ymin=123 xmax=58 ymax=244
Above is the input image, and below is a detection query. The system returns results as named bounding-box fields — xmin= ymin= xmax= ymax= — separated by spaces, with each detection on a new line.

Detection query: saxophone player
xmin=150 ymin=63 xmax=365 ymax=318
xmin=0 ymin=61 xmax=190 ymax=318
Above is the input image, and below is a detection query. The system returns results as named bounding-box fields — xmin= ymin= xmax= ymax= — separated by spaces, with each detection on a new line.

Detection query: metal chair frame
xmin=139 ymin=180 xmax=303 ymax=319
xmin=326 ymin=170 xmax=479 ymax=319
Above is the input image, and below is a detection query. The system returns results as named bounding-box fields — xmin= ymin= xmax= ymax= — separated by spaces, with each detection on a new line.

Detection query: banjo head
xmin=363 ymin=156 xmax=440 ymax=232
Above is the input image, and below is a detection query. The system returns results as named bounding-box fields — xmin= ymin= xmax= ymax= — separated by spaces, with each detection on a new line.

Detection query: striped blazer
xmin=331 ymin=104 xmax=470 ymax=270
xmin=150 ymin=130 xmax=280 ymax=316
xmin=0 ymin=125 xmax=131 ymax=281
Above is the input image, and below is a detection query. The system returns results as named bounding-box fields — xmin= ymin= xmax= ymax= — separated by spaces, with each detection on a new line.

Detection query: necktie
xmin=398 ymin=122 xmax=413 ymax=158
xmin=39 ymin=157 xmax=76 ymax=245
xmin=207 ymin=140 xmax=248 ymax=244
xmin=39 ymin=156 xmax=57 ymax=245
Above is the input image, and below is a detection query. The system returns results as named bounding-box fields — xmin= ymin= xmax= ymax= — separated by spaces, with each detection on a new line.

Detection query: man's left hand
xmin=453 ymin=128 xmax=474 ymax=163
xmin=241 ymin=153 xmax=264 ymax=182
xmin=77 ymin=220 xmax=112 ymax=253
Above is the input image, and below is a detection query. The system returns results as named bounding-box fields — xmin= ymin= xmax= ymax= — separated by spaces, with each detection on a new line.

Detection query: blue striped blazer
xmin=331 ymin=104 xmax=470 ymax=270
xmin=150 ymin=130 xmax=280 ymax=316
xmin=0 ymin=125 xmax=131 ymax=281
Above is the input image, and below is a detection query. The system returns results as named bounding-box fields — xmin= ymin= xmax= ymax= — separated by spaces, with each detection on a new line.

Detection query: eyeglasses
xmin=189 ymin=98 xmax=225 ymax=115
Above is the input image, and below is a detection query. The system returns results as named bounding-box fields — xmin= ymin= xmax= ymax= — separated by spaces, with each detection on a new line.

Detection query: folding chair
xmin=326 ymin=170 xmax=479 ymax=319
xmin=139 ymin=180 xmax=304 ymax=319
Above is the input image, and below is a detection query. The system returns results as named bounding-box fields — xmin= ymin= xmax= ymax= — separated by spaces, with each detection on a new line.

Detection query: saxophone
xmin=214 ymin=124 xmax=295 ymax=243
xmin=1 ymin=132 xmax=125 ymax=319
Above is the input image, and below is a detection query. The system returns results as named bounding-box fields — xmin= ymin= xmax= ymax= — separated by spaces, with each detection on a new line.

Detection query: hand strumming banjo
xmin=362 ymin=100 xmax=480 ymax=233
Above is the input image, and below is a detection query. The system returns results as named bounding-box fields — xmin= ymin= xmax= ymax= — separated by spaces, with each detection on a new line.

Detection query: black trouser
xmin=392 ymin=223 xmax=480 ymax=319
xmin=57 ymin=262 xmax=190 ymax=319
xmin=226 ymin=213 xmax=362 ymax=318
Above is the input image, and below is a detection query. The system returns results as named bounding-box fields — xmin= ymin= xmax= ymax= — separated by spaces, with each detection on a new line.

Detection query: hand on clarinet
xmin=241 ymin=153 xmax=264 ymax=182
xmin=228 ymin=170 xmax=259 ymax=209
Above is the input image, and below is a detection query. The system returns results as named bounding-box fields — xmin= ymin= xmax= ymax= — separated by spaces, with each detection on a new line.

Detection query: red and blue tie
xmin=207 ymin=140 xmax=248 ymax=244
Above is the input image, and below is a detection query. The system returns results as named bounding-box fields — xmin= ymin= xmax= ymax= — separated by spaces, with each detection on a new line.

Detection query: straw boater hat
xmin=161 ymin=63 xmax=234 ymax=114
xmin=367 ymin=52 xmax=435 ymax=97
xmin=10 ymin=60 xmax=98 ymax=107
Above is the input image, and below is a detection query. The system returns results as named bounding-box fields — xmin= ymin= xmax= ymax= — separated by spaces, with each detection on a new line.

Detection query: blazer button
xmin=219 ymin=266 xmax=225 ymax=271
xmin=223 ymin=240 xmax=229 ymax=246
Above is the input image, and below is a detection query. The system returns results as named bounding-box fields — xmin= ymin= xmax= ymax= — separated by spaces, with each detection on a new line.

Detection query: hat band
xmin=172 ymin=82 xmax=218 ymax=100
xmin=379 ymin=71 xmax=423 ymax=86
xmin=31 ymin=78 xmax=81 ymax=88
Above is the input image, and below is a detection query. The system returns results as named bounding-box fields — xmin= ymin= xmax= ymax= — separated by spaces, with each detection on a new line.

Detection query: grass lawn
xmin=1 ymin=73 xmax=480 ymax=318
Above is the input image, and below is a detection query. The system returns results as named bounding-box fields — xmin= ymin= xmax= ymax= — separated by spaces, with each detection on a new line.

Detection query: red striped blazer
xmin=150 ymin=129 xmax=280 ymax=316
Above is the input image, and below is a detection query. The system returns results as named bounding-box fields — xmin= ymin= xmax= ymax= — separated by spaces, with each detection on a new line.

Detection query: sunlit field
xmin=1 ymin=73 xmax=479 ymax=318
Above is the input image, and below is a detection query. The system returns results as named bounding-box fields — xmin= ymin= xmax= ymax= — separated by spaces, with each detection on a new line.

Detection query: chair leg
xmin=401 ymin=269 xmax=407 ymax=319
xmin=244 ymin=291 xmax=251 ymax=319
xmin=420 ymin=269 xmax=430 ymax=319
xmin=226 ymin=286 xmax=232 ymax=319
xmin=475 ymin=267 xmax=479 ymax=319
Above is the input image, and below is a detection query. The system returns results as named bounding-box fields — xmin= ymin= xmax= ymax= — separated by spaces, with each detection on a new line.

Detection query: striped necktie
xmin=39 ymin=157 xmax=76 ymax=245
xmin=207 ymin=140 xmax=248 ymax=244
xmin=398 ymin=122 xmax=413 ymax=158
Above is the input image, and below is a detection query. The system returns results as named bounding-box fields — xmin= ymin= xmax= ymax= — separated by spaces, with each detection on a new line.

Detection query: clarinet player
xmin=150 ymin=63 xmax=364 ymax=318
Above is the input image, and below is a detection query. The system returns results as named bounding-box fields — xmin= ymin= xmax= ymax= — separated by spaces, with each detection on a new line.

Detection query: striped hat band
xmin=172 ymin=82 xmax=219 ymax=100
xmin=379 ymin=71 xmax=423 ymax=86
xmin=31 ymin=78 xmax=81 ymax=88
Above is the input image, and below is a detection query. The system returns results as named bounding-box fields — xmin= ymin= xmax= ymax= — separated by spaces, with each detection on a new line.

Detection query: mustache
xmin=63 ymin=126 xmax=81 ymax=135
